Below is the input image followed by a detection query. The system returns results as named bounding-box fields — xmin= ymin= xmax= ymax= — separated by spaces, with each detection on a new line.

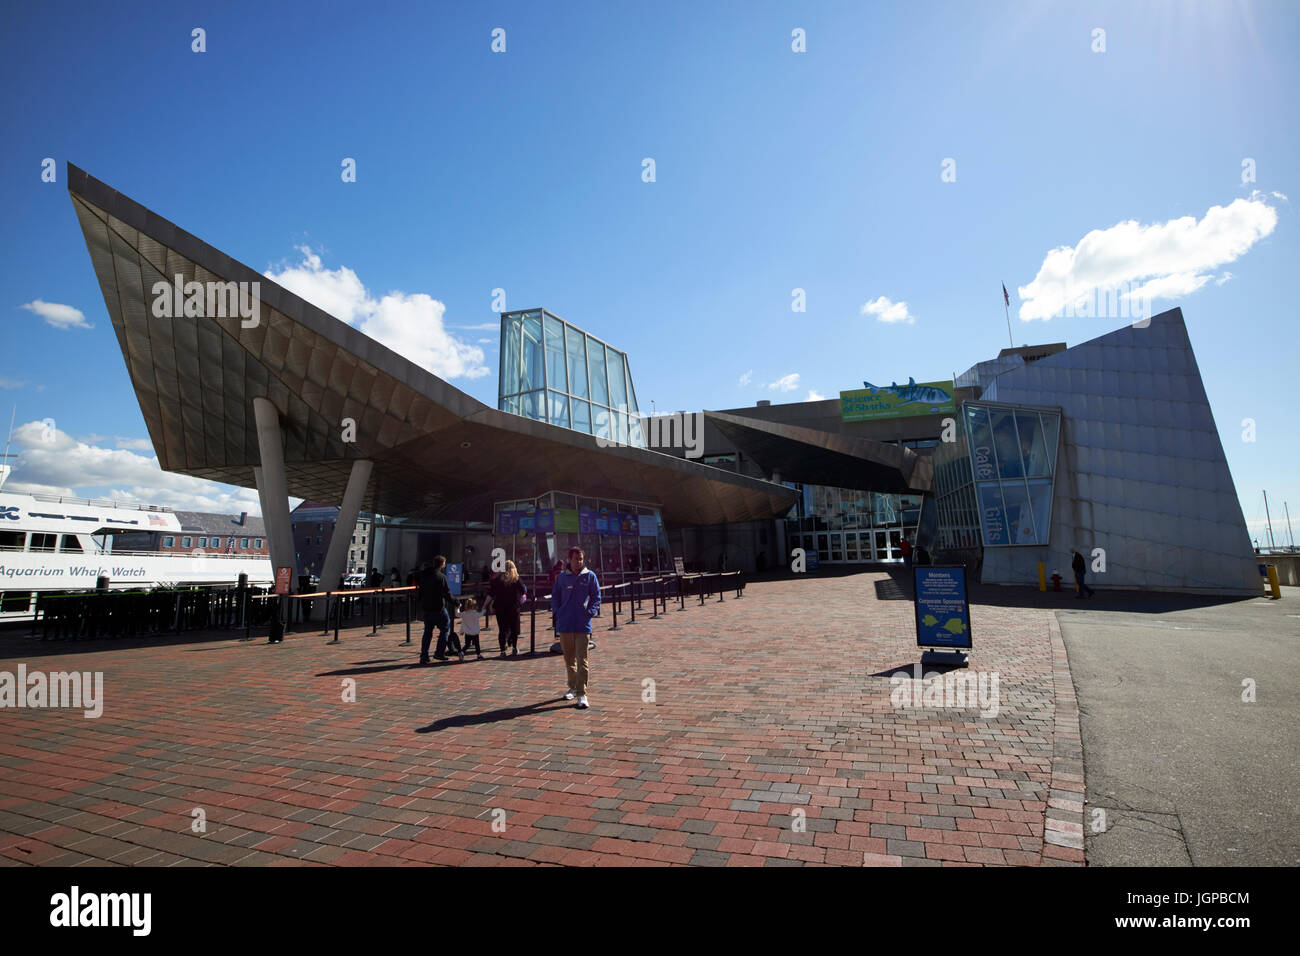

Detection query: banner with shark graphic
xmin=840 ymin=378 xmax=956 ymax=422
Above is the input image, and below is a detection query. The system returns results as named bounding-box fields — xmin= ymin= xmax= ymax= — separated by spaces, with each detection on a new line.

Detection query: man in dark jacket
xmin=1071 ymin=548 xmax=1095 ymax=598
xmin=550 ymin=547 xmax=601 ymax=708
xmin=419 ymin=556 xmax=460 ymax=662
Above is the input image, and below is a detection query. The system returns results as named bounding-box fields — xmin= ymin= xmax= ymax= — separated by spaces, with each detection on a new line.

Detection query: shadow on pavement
xmin=416 ymin=698 xmax=574 ymax=732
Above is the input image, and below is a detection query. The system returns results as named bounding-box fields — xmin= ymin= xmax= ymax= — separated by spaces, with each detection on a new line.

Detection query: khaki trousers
xmin=558 ymin=632 xmax=590 ymax=695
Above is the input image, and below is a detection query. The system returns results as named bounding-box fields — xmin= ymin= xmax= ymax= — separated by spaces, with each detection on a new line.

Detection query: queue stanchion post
xmin=404 ymin=589 xmax=411 ymax=645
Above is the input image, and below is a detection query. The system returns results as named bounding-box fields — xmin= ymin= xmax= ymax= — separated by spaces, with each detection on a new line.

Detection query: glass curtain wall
xmin=963 ymin=402 xmax=1062 ymax=547
xmin=492 ymin=490 xmax=672 ymax=591
xmin=784 ymin=486 xmax=925 ymax=563
xmin=498 ymin=309 xmax=645 ymax=448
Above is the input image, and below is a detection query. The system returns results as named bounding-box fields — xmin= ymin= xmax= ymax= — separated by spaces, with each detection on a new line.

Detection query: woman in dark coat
xmin=486 ymin=560 xmax=527 ymax=656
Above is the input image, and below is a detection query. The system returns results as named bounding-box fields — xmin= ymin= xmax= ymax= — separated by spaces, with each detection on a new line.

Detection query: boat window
xmin=163 ymin=536 xmax=175 ymax=547
xmin=241 ymin=538 xmax=249 ymax=549
xmin=60 ymin=535 xmax=83 ymax=553
xmin=0 ymin=531 xmax=25 ymax=550
xmin=255 ymin=538 xmax=263 ymax=548
xmin=181 ymin=537 xmax=192 ymax=548
xmin=31 ymin=533 xmax=57 ymax=552
xmin=0 ymin=592 xmax=33 ymax=612
xmin=198 ymin=537 xmax=208 ymax=548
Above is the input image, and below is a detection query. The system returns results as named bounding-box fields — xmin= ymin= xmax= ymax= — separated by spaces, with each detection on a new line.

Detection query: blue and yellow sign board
xmin=841 ymin=377 xmax=955 ymax=422
xmin=913 ymin=565 xmax=972 ymax=649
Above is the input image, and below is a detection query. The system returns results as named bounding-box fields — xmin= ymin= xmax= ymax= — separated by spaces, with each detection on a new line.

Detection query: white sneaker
xmin=576 ymin=695 xmax=589 ymax=709
xmin=564 ymin=689 xmax=576 ymax=701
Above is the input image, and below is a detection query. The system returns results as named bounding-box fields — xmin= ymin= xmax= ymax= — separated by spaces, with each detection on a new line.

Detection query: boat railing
xmin=0 ymin=546 xmax=265 ymax=559
xmin=20 ymin=492 xmax=173 ymax=513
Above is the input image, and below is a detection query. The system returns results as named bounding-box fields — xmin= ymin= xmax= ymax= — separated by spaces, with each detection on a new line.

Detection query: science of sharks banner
xmin=840 ymin=378 xmax=956 ymax=422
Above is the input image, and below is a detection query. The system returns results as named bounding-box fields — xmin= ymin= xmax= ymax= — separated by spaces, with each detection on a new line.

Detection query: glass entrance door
xmin=844 ymin=532 xmax=860 ymax=562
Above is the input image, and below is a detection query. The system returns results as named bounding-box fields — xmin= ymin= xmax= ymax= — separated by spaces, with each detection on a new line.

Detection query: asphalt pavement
xmin=1056 ymin=588 xmax=1299 ymax=866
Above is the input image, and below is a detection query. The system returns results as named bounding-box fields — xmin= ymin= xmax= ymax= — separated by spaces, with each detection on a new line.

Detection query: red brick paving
xmin=0 ymin=569 xmax=1083 ymax=866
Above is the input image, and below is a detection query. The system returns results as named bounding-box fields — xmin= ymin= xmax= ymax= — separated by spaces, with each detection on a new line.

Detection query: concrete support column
xmin=252 ymin=397 xmax=297 ymax=589
xmin=319 ymin=459 xmax=373 ymax=593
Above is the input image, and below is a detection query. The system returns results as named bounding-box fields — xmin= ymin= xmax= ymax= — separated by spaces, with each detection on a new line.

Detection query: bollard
xmin=404 ymin=591 xmax=412 ymax=644
xmin=329 ymin=595 xmax=342 ymax=644
xmin=369 ymin=589 xmax=380 ymax=635
xmin=1266 ymin=565 xmax=1282 ymax=599
xmin=651 ymin=579 xmax=660 ymax=619
xmin=530 ymin=599 xmax=536 ymax=655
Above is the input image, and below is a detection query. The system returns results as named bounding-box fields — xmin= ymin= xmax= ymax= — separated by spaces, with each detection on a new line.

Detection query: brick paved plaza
xmin=0 ymin=569 xmax=1084 ymax=867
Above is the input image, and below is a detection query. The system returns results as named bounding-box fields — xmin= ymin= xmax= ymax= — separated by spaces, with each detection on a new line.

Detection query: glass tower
xmin=497 ymin=309 xmax=645 ymax=448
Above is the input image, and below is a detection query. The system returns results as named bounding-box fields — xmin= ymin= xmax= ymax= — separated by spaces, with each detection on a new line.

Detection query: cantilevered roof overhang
xmin=67 ymin=164 xmax=797 ymax=526
xmin=705 ymin=410 xmax=934 ymax=494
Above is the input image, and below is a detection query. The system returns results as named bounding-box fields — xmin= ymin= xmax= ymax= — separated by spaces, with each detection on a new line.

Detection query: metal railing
xmin=23 ymin=492 xmax=173 ymax=512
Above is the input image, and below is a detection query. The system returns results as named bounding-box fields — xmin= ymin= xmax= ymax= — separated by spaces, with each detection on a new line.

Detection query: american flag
xmin=1002 ymin=282 xmax=1010 ymax=307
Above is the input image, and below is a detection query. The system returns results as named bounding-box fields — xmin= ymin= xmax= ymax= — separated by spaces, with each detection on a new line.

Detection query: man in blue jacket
xmin=551 ymin=547 xmax=601 ymax=709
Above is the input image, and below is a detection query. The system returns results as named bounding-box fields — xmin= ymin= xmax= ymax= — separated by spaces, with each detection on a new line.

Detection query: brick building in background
xmin=115 ymin=510 xmax=268 ymax=556
xmin=291 ymin=501 xmax=374 ymax=580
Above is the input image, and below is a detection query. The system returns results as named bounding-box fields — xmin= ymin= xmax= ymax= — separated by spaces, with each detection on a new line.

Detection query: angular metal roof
xmin=67 ymin=164 xmax=797 ymax=525
xmin=705 ymin=410 xmax=934 ymax=494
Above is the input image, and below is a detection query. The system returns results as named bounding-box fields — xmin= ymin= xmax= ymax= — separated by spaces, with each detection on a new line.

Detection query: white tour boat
xmin=0 ymin=490 xmax=274 ymax=621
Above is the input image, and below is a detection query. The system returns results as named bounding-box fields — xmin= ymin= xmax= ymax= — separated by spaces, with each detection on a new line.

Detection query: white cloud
xmin=7 ymin=421 xmax=265 ymax=515
xmin=115 ymin=437 xmax=154 ymax=451
xmin=768 ymin=373 xmax=800 ymax=392
xmin=1215 ymin=272 xmax=1234 ymax=287
xmin=1018 ymin=198 xmax=1278 ymax=321
xmin=477 ymin=338 xmax=493 ymax=345
xmin=0 ymin=376 xmax=24 ymax=389
xmin=738 ymin=370 xmax=754 ymax=387
xmin=806 ymin=389 xmax=827 ymax=401
xmin=264 ymin=247 xmax=489 ymax=380
xmin=454 ymin=322 xmax=502 ymax=331
xmin=20 ymin=299 xmax=92 ymax=330
xmin=860 ymin=296 xmax=915 ymax=324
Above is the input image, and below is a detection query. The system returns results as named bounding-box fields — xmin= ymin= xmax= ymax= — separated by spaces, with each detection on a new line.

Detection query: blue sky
xmin=1 ymin=0 xmax=1297 ymax=543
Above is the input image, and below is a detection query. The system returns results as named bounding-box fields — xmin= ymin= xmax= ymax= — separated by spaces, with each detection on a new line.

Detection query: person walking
xmin=551 ymin=547 xmax=601 ymax=709
xmin=418 ymin=557 xmax=461 ymax=663
xmin=1070 ymin=548 xmax=1095 ymax=599
xmin=486 ymin=560 xmax=527 ymax=657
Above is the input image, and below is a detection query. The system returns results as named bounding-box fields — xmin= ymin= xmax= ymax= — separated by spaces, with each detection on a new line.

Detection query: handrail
xmin=19 ymin=492 xmax=174 ymax=512
xmin=251 ymin=585 xmax=418 ymax=600
xmin=0 ymin=546 xmax=269 ymax=558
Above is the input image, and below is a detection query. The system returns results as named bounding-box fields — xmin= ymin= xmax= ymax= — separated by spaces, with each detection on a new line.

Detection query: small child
xmin=459 ymin=597 xmax=484 ymax=659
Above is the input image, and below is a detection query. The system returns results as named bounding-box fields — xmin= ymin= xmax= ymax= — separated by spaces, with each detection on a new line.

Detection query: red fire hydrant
xmin=1050 ymin=572 xmax=1062 ymax=592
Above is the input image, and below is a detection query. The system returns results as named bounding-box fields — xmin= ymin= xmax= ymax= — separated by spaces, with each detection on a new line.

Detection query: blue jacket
xmin=551 ymin=568 xmax=601 ymax=634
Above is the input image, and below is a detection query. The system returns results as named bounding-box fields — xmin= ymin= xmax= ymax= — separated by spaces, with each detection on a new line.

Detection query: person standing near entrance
xmin=900 ymin=538 xmax=912 ymax=569
xmin=1070 ymin=548 xmax=1095 ymax=599
xmin=418 ymin=557 xmax=461 ymax=663
xmin=551 ymin=547 xmax=601 ymax=709
xmin=486 ymin=560 xmax=527 ymax=656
